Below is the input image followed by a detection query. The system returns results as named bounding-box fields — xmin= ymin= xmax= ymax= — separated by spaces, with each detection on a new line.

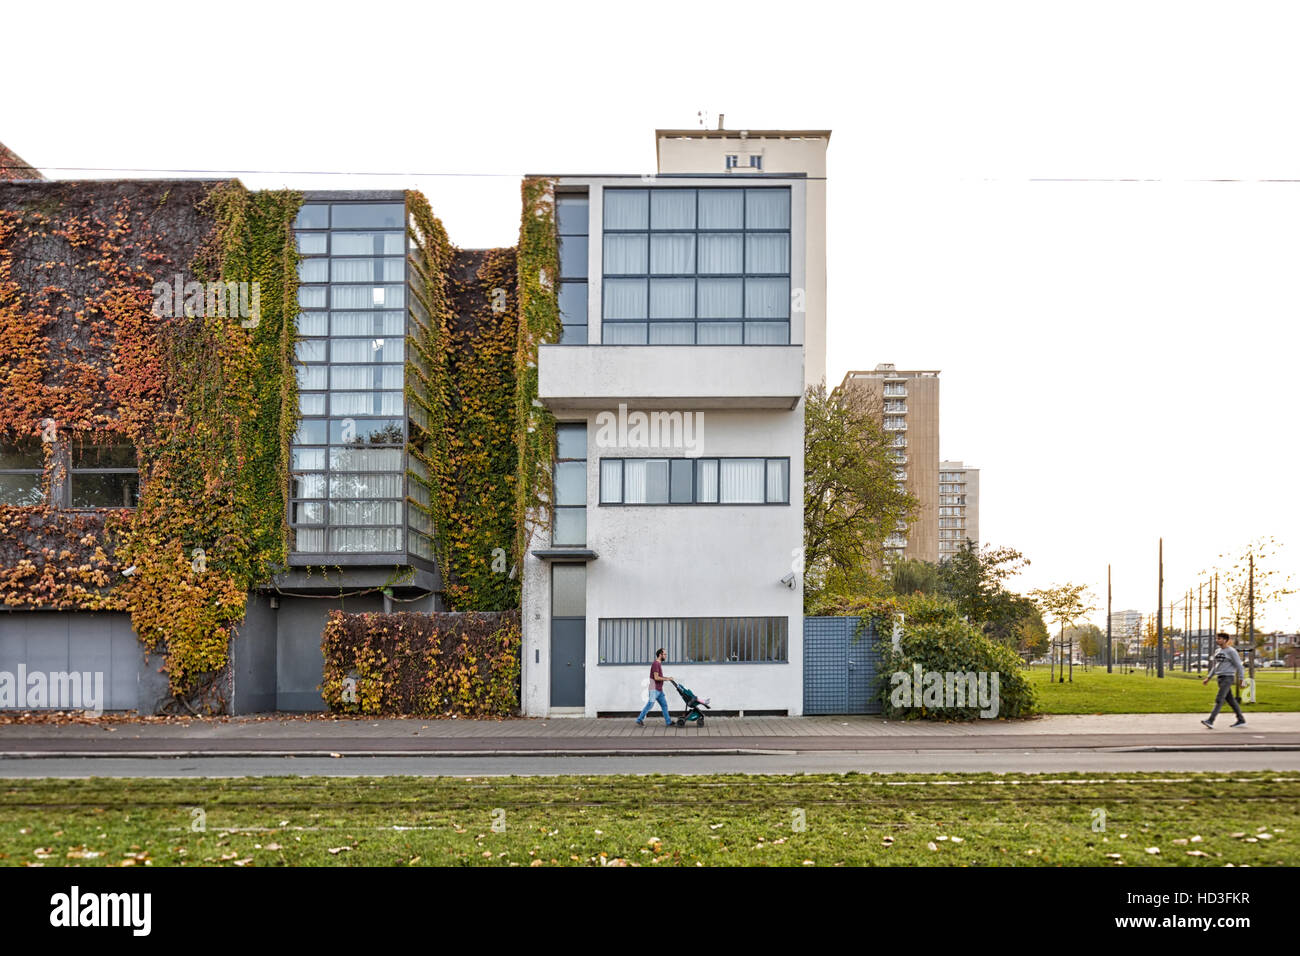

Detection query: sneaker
xmin=1200 ymin=719 xmax=1214 ymax=729
xmin=1231 ymin=719 xmax=1247 ymax=727
xmin=635 ymin=720 xmax=644 ymax=727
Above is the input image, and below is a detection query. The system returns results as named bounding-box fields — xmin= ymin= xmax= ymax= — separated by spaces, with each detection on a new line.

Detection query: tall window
xmin=601 ymin=187 xmax=791 ymax=346
xmin=291 ymin=199 xmax=411 ymax=555
xmin=553 ymin=423 xmax=587 ymax=546
xmin=556 ymin=193 xmax=588 ymax=345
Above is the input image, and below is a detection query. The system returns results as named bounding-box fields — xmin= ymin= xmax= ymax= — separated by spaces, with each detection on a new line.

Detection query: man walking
xmin=1201 ymin=632 xmax=1246 ymax=728
xmin=636 ymin=648 xmax=675 ymax=727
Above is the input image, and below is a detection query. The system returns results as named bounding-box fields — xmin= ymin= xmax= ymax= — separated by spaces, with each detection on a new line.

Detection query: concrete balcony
xmin=538 ymin=344 xmax=804 ymax=409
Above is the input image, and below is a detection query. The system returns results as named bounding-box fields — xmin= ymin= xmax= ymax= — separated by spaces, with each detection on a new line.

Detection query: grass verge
xmin=1 ymin=772 xmax=1297 ymax=866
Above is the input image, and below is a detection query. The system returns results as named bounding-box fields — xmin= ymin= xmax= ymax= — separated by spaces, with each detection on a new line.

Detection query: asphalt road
xmin=3 ymin=748 xmax=1299 ymax=776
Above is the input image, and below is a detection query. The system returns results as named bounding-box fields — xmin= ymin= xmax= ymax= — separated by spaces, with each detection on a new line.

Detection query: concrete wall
xmin=0 ymin=611 xmax=169 ymax=713
xmin=522 ymin=405 xmax=804 ymax=717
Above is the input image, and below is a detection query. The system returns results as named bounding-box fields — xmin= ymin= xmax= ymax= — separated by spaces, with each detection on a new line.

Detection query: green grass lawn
xmin=1 ymin=773 xmax=1297 ymax=866
xmin=1025 ymin=666 xmax=1300 ymax=713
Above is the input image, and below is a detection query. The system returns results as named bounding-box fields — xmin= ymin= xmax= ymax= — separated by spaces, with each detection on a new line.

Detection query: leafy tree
xmin=890 ymin=558 xmax=941 ymax=597
xmin=802 ymin=383 xmax=916 ymax=611
xmin=1029 ymin=582 xmax=1097 ymax=682
xmin=935 ymin=542 xmax=1031 ymax=641
xmin=1015 ymin=604 xmax=1050 ymax=661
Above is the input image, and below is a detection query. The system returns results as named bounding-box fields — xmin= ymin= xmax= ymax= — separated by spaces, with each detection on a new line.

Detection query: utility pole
xmin=1248 ymin=553 xmax=1256 ymax=682
xmin=1157 ymin=538 xmax=1164 ymax=678
xmin=1197 ymin=581 xmax=1203 ymax=674
xmin=1106 ymin=564 xmax=1113 ymax=674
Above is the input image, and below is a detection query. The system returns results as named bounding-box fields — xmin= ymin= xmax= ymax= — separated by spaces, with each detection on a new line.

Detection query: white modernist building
xmin=520 ymin=128 xmax=830 ymax=717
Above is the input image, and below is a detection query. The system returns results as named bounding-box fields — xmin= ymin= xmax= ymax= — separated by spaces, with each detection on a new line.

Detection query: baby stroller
xmin=670 ymin=679 xmax=711 ymax=727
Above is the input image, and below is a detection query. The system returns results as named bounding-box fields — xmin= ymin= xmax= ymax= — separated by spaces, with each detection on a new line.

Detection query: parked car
xmin=1265 ymin=659 xmax=1286 ymax=668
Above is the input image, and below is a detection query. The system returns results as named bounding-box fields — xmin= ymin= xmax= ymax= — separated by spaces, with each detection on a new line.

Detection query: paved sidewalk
xmin=1 ymin=713 xmax=1298 ymax=755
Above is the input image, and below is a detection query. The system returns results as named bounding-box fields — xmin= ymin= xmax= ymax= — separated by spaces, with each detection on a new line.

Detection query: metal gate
xmin=803 ymin=616 xmax=882 ymax=714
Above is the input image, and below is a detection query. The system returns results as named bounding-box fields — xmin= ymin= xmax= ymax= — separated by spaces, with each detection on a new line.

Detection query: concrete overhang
xmin=538 ymin=345 xmax=804 ymax=410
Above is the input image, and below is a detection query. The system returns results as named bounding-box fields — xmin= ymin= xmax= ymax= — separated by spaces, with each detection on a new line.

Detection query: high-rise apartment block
xmin=839 ymin=365 xmax=939 ymax=561
xmin=939 ymin=460 xmax=979 ymax=559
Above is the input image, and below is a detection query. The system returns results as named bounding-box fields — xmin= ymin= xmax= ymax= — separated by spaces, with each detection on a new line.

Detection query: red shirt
xmin=650 ymin=660 xmax=664 ymax=691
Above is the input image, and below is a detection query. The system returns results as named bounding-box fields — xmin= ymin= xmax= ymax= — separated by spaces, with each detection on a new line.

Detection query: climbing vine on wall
xmin=0 ymin=180 xmax=300 ymax=708
xmin=512 ymin=177 xmax=560 ymax=565
xmin=120 ymin=183 xmax=300 ymax=703
xmin=406 ymin=192 xmax=520 ymax=610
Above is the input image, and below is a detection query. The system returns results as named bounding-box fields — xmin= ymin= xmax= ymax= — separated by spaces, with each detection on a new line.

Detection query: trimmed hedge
xmin=321 ymin=610 xmax=521 ymax=716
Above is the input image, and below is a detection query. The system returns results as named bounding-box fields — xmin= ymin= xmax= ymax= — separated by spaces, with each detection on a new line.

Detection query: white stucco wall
xmin=522 ymin=405 xmax=805 ymax=717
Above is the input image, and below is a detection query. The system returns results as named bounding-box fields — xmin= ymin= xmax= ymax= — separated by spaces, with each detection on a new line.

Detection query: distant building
xmin=938 ymin=460 xmax=979 ymax=560
xmin=1110 ymin=610 xmax=1144 ymax=653
xmin=839 ymin=364 xmax=939 ymax=561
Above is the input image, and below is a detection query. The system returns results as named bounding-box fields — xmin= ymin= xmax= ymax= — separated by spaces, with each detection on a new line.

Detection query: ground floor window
xmin=598 ymin=616 xmax=788 ymax=664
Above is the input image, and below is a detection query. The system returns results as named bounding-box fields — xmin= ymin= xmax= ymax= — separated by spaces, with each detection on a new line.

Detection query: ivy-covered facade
xmin=0 ymin=177 xmax=523 ymax=713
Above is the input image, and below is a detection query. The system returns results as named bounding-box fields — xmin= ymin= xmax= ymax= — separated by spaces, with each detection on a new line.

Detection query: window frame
xmin=598 ymin=455 xmax=791 ymax=506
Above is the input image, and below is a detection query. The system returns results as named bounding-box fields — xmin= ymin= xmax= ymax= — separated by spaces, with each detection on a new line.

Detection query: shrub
xmin=864 ymin=594 xmax=1036 ymax=720
xmin=321 ymin=610 xmax=521 ymax=716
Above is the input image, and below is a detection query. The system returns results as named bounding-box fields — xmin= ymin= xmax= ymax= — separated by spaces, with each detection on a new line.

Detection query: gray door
xmin=803 ymin=616 xmax=880 ymax=715
xmin=550 ymin=618 xmax=585 ymax=707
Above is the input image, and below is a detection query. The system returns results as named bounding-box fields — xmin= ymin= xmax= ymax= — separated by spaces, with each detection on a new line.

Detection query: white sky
xmin=5 ymin=0 xmax=1298 ymax=630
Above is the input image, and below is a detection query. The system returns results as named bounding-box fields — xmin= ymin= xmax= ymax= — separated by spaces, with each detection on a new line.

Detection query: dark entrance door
xmin=550 ymin=618 xmax=585 ymax=707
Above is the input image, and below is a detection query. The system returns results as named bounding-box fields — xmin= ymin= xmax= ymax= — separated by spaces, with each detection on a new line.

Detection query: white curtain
xmin=745 ymin=234 xmax=789 ymax=274
xmin=330 ymin=366 xmax=402 ymax=389
xmin=331 ymin=391 xmax=404 ymax=416
xmin=329 ymin=448 xmax=402 ymax=472
xmin=291 ymin=448 xmax=325 ymax=470
xmin=650 ymin=189 xmax=695 ymax=229
xmin=624 ymin=459 xmax=647 ymax=503
xmin=299 ymin=393 xmax=326 ymax=416
xmin=331 ymin=311 xmax=403 ymax=336
xmin=331 ymin=258 xmax=404 ymax=283
xmin=600 ymin=459 xmax=623 ymax=503
xmin=296 ymin=312 xmax=327 ymax=336
xmin=648 ymin=323 xmax=694 ymax=344
xmin=294 ymin=529 xmax=326 ymax=552
xmin=602 ymin=323 xmax=646 ymax=344
xmin=745 ymin=189 xmax=790 ymax=229
xmin=604 ymin=189 xmax=648 ymax=230
xmin=697 ymin=278 xmax=742 ymax=318
xmin=297 ymin=366 xmax=326 ymax=390
xmin=332 ymin=232 xmax=403 ymax=255
xmin=649 ymin=279 xmax=694 ymax=318
xmin=698 ymin=190 xmax=743 ymax=229
xmin=720 ymin=459 xmax=765 ymax=503
xmin=331 ymin=473 xmax=403 ymax=499
xmin=295 ymin=340 xmax=326 ymax=363
xmin=744 ymin=322 xmax=789 ymax=345
xmin=696 ymin=322 xmax=741 ymax=345
xmin=298 ymin=287 xmax=327 ymax=309
xmin=696 ymin=459 xmax=719 ymax=502
xmin=602 ymin=278 xmax=647 ymax=319
xmin=298 ymin=259 xmax=328 ymax=283
xmin=744 ymin=278 xmax=789 ymax=319
xmin=650 ymin=233 xmax=694 ymax=274
xmin=766 ymin=459 xmax=788 ymax=502
xmin=603 ymin=234 xmax=646 ymax=274
xmin=329 ymin=527 xmax=402 ymax=553
xmin=329 ymin=501 xmax=402 ymax=526
xmin=332 ymin=285 xmax=404 ymax=310
xmin=698 ymin=234 xmax=742 ymax=274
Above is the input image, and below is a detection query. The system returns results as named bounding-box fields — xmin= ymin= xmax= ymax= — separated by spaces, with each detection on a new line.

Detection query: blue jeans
xmin=638 ymin=690 xmax=672 ymax=725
